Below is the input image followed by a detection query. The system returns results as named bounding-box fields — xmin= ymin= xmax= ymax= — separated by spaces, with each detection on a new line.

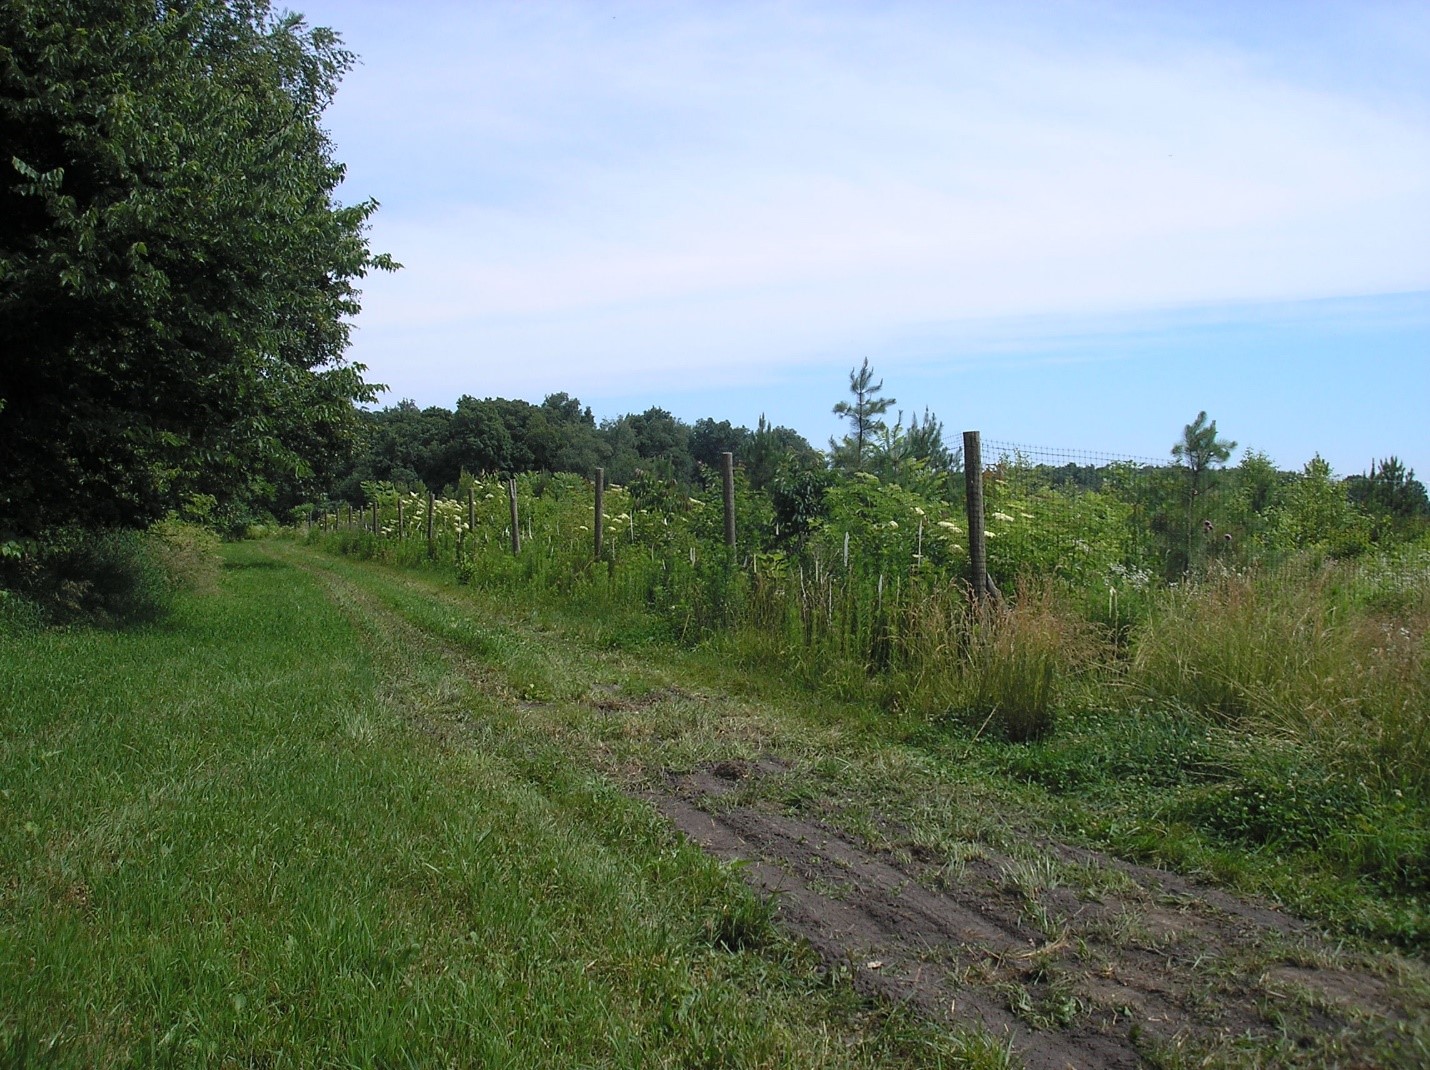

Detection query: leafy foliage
xmin=0 ymin=0 xmax=388 ymax=538
xmin=333 ymin=396 xmax=819 ymax=500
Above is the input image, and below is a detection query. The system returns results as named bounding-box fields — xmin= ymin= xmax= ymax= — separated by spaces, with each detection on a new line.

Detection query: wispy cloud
xmin=306 ymin=0 xmax=1430 ymax=399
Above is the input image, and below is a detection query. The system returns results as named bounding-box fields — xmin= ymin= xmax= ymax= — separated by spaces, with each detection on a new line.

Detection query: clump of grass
xmin=961 ymin=582 xmax=1104 ymax=743
xmin=0 ymin=588 xmax=45 ymax=637
xmin=1125 ymin=559 xmax=1429 ymax=795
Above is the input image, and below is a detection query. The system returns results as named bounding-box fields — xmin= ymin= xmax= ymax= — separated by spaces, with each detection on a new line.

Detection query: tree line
xmin=330 ymin=395 xmax=822 ymax=504
xmin=327 ymin=360 xmax=970 ymax=510
xmin=331 ymin=390 xmax=1429 ymax=573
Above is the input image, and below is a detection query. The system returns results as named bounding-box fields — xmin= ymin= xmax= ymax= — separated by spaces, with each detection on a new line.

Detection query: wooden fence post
xmin=722 ymin=451 xmax=736 ymax=555
xmin=508 ymin=478 xmax=521 ymax=555
xmin=963 ymin=430 xmax=988 ymax=599
xmin=467 ymin=486 xmax=475 ymax=534
xmin=396 ymin=498 xmax=403 ymax=539
xmin=372 ymin=502 xmax=379 ymax=536
xmin=593 ymin=467 xmax=605 ymax=561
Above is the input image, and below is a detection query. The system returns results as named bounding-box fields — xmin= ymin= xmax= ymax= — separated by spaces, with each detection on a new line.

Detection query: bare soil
xmin=649 ymin=758 xmax=1422 ymax=1069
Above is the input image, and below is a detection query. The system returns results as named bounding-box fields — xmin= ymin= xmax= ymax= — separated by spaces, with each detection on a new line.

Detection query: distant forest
xmin=329 ymin=393 xmax=829 ymax=502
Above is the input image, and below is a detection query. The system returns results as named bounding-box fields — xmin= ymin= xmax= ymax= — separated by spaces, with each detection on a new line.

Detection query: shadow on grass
xmin=221 ymin=558 xmax=286 ymax=571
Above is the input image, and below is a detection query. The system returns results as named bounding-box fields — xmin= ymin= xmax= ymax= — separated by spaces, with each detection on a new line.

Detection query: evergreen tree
xmin=1170 ymin=411 xmax=1237 ymax=569
xmin=831 ymin=358 xmax=895 ymax=471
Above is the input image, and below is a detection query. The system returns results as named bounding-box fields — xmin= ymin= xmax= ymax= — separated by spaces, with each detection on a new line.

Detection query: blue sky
xmin=296 ymin=0 xmax=1429 ymax=477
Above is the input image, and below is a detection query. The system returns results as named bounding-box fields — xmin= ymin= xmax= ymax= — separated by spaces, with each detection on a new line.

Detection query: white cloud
xmin=310 ymin=0 xmax=1430 ymax=395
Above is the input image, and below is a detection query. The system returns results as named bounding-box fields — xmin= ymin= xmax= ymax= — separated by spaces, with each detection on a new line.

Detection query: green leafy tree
xmin=831 ymin=358 xmax=895 ymax=471
xmin=689 ymin=418 xmax=750 ymax=473
xmin=601 ymin=408 xmax=694 ymax=484
xmin=365 ymin=402 xmax=452 ymax=492
xmin=769 ymin=464 xmax=835 ymax=548
xmin=1268 ymin=455 xmax=1371 ymax=558
xmin=0 ymin=0 xmax=391 ymax=538
xmin=1213 ymin=448 xmax=1287 ymax=563
xmin=530 ymin=393 xmax=603 ymax=476
xmin=448 ymin=396 xmax=516 ymax=480
xmin=744 ymin=414 xmax=821 ymax=491
xmin=1345 ymin=456 xmax=1430 ymax=541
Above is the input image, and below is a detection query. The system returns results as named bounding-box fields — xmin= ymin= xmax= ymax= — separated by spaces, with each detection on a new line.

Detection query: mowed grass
xmin=304 ymin=537 xmax=1429 ymax=953
xmin=0 ymin=543 xmax=980 ymax=1068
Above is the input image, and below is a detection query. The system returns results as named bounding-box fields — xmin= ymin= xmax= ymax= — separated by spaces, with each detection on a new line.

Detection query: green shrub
xmin=0 ymin=520 xmax=225 ymax=629
xmin=32 ymin=529 xmax=176 ymax=626
xmin=149 ymin=518 xmax=222 ymax=593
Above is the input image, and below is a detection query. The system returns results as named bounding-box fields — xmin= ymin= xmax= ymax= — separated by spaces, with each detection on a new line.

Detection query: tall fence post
xmin=508 ymin=478 xmax=521 ymax=555
xmin=467 ymin=486 xmax=475 ymax=534
xmin=371 ymin=501 xmax=379 ymax=536
xmin=593 ymin=467 xmax=605 ymax=561
xmin=722 ymin=451 xmax=736 ymax=555
xmin=963 ymin=430 xmax=988 ymax=599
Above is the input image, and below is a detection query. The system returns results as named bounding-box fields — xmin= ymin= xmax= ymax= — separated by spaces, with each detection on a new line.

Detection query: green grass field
xmin=3 ymin=538 xmax=1425 ymax=1068
xmin=0 ymin=542 xmax=996 ymax=1068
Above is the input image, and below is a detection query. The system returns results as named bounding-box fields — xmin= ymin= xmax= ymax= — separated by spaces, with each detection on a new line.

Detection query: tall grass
xmin=958 ymin=584 xmax=1104 ymax=742
xmin=1125 ymin=560 xmax=1430 ymax=795
xmin=304 ymin=483 xmax=1428 ymax=786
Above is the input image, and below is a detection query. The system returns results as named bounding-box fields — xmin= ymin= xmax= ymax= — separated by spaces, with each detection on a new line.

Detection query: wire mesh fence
xmin=981 ymin=439 xmax=1178 ymax=591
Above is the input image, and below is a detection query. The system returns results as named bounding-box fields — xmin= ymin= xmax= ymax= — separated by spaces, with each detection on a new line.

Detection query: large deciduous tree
xmin=0 ymin=0 xmax=391 ymax=538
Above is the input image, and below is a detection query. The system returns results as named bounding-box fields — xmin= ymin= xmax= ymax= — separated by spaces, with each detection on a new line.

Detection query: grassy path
xmin=268 ymin=540 xmax=1429 ymax=1069
xmin=3 ymin=539 xmax=1426 ymax=1068
xmin=1 ymin=541 xmax=981 ymax=1068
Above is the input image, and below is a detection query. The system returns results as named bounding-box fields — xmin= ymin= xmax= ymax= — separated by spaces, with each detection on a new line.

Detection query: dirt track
xmin=651 ymin=759 xmax=1418 ymax=1069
